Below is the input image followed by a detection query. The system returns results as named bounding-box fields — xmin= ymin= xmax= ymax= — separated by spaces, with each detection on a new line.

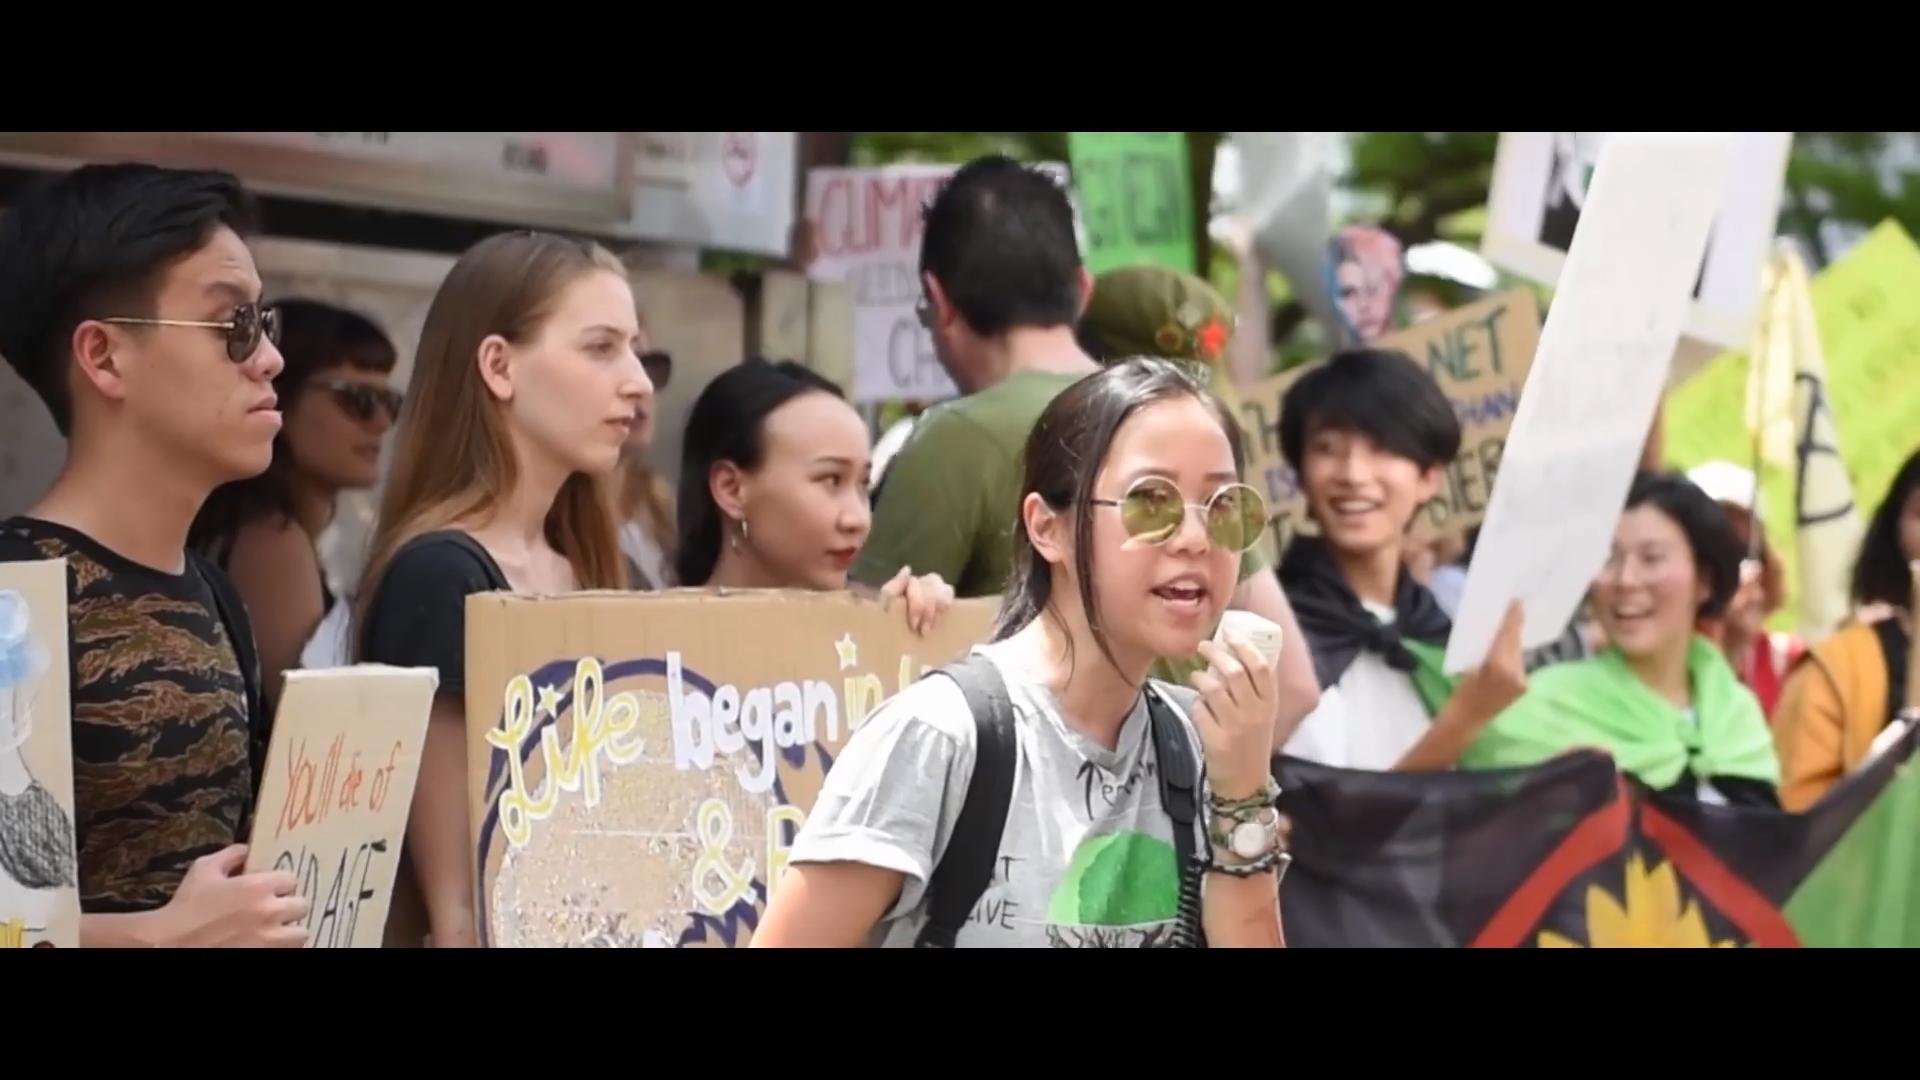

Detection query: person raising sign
xmin=674 ymin=359 xmax=953 ymax=633
xmin=1462 ymin=472 xmax=1781 ymax=807
xmin=352 ymin=231 xmax=654 ymax=947
xmin=754 ymin=359 xmax=1285 ymax=948
xmin=1276 ymin=349 xmax=1528 ymax=772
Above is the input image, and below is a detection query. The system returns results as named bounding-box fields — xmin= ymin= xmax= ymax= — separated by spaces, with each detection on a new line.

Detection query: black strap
xmin=1147 ymin=686 xmax=1206 ymax=949
xmin=1146 ymin=688 xmax=1199 ymax=871
xmin=915 ymin=653 xmax=1018 ymax=948
xmin=1873 ymin=617 xmax=1911 ymax=728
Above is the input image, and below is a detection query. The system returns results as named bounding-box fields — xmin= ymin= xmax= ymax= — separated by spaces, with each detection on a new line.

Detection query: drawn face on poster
xmin=1324 ymin=224 xmax=1405 ymax=346
xmin=1541 ymin=132 xmax=1710 ymax=299
xmin=0 ymin=587 xmax=77 ymax=948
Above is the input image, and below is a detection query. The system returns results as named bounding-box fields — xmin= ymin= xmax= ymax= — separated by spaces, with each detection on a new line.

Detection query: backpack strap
xmin=914 ymin=652 xmax=1018 ymax=949
xmin=1147 ymin=685 xmax=1206 ymax=948
xmin=1872 ymin=617 xmax=1911 ymax=728
xmin=192 ymin=551 xmax=270 ymax=796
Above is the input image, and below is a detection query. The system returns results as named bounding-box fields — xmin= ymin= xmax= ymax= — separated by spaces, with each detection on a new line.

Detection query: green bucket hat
xmin=1078 ymin=265 xmax=1235 ymax=368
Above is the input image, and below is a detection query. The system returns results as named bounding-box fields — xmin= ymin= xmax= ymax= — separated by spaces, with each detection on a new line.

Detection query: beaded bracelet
xmin=1207 ymin=777 xmax=1281 ymax=817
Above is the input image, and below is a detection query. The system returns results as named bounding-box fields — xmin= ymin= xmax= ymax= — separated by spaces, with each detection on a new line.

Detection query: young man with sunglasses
xmin=0 ymin=162 xmax=308 ymax=947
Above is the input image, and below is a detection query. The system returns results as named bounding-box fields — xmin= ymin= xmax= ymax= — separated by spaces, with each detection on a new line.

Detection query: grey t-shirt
xmin=789 ymin=639 xmax=1206 ymax=948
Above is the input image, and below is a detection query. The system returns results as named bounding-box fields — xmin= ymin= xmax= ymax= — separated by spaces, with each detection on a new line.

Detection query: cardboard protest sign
xmin=1445 ymin=133 xmax=1734 ymax=673
xmin=1665 ymin=221 xmax=1920 ymax=631
xmin=1482 ymin=131 xmax=1791 ymax=349
xmin=1236 ymin=289 xmax=1542 ymax=552
xmin=465 ymin=590 xmax=996 ymax=948
xmin=1068 ymin=132 xmax=1196 ymax=274
xmin=805 ymin=162 xmax=1071 ymax=404
xmin=245 ymin=666 xmax=437 ymax=948
xmin=628 ymin=132 xmax=797 ymax=257
xmin=0 ymin=560 xmax=78 ymax=949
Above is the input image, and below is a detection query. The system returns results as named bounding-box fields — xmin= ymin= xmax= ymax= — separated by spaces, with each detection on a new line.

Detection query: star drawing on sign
xmin=537 ymin=683 xmax=563 ymax=719
xmin=834 ymin=633 xmax=859 ymax=671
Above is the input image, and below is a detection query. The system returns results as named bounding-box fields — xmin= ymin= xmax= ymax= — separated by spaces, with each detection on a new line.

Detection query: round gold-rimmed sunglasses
xmin=1090 ymin=475 xmax=1269 ymax=555
xmin=101 ymin=301 xmax=281 ymax=363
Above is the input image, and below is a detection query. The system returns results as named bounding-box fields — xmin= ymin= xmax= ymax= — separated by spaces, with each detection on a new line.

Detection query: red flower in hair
xmin=1194 ymin=318 xmax=1229 ymax=361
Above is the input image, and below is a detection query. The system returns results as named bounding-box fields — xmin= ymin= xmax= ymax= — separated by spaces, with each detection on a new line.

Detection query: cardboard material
xmin=1238 ymin=289 xmax=1542 ymax=551
xmin=465 ymin=590 xmax=997 ymax=948
xmin=1446 ymin=134 xmax=1734 ymax=673
xmin=1482 ymin=131 xmax=1791 ymax=350
xmin=245 ymin=665 xmax=437 ymax=948
xmin=0 ymin=559 xmax=78 ymax=949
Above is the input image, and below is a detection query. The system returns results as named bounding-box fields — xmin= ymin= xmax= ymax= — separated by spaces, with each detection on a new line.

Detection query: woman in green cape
xmin=1462 ymin=472 xmax=1781 ymax=806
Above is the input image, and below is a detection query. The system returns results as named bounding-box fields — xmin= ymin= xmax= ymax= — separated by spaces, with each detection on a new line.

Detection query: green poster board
xmin=1068 ymin=132 xmax=1196 ymax=275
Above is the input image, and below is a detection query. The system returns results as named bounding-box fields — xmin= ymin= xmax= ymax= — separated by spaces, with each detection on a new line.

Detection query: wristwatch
xmin=1211 ymin=805 xmax=1282 ymax=860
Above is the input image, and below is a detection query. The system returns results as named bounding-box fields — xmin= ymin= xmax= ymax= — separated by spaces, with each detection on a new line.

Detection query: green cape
xmin=1460 ymin=636 xmax=1780 ymax=790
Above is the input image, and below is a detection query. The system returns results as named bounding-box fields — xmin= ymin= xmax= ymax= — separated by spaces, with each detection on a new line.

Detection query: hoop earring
xmin=730 ymin=518 xmax=750 ymax=553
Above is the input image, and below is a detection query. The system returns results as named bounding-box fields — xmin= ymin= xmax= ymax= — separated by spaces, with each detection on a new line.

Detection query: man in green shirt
xmin=853 ymin=161 xmax=1317 ymax=735
xmin=852 ymin=156 xmax=1100 ymax=596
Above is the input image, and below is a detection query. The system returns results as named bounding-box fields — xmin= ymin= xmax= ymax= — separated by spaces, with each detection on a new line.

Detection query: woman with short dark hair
xmin=1462 ymin=471 xmax=1782 ymax=806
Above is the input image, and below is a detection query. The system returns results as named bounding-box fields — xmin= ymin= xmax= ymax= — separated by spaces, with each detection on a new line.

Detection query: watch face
xmin=1231 ymin=820 xmax=1273 ymax=860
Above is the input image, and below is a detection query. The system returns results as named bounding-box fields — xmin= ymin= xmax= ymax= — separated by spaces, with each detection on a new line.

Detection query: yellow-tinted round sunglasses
xmin=1090 ymin=475 xmax=1269 ymax=554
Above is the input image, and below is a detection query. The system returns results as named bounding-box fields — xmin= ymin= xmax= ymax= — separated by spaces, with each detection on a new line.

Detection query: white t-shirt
xmin=1282 ymin=603 xmax=1434 ymax=771
xmin=789 ymin=639 xmax=1207 ymax=948
xmin=298 ymin=596 xmax=351 ymax=671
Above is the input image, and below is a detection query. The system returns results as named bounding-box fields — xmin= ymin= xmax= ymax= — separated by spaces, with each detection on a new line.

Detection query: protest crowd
xmin=0 ymin=132 xmax=1915 ymax=949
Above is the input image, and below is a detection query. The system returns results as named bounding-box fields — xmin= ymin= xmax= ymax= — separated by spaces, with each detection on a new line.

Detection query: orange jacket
xmin=1771 ymin=622 xmax=1890 ymax=812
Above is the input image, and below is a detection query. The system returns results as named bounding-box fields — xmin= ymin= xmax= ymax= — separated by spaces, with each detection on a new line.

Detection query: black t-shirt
xmin=0 ymin=516 xmax=257 ymax=913
xmin=359 ymin=531 xmax=510 ymax=693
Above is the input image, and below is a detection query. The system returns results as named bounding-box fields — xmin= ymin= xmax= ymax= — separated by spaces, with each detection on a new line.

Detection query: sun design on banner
xmin=1537 ymin=854 xmax=1741 ymax=949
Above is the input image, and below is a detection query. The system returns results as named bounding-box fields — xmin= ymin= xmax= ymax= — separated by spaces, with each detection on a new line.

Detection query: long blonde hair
xmin=354 ymin=232 xmax=631 ymax=657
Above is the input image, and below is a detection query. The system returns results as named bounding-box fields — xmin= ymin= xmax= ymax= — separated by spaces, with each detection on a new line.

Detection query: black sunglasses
xmin=316 ymin=380 xmax=404 ymax=423
xmin=641 ymin=349 xmax=672 ymax=389
xmin=102 ymin=301 xmax=282 ymax=364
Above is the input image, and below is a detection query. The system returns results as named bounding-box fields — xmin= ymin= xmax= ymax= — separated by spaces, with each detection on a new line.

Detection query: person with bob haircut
xmin=1276 ymin=348 xmax=1528 ymax=772
xmin=1463 ymin=471 xmax=1782 ymax=807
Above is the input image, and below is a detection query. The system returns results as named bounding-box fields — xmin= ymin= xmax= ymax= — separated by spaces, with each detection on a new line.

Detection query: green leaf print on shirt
xmin=1046 ymin=831 xmax=1180 ymax=926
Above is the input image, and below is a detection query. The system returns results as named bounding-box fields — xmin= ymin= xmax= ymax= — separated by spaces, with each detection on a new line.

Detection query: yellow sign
xmin=1665 ymin=220 xmax=1920 ymax=627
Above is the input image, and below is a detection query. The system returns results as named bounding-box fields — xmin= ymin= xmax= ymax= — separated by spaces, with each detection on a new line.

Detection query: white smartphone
xmin=1213 ymin=609 xmax=1284 ymax=667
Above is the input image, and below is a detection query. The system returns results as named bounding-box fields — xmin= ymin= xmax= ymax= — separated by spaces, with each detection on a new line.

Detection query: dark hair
xmin=1624 ymin=471 xmax=1745 ymax=619
xmin=0 ymin=163 xmax=258 ymax=435
xmin=994 ymin=357 xmax=1245 ymax=674
xmin=1279 ymin=347 xmax=1462 ymax=475
xmin=920 ymin=155 xmax=1082 ymax=337
xmin=188 ymin=299 xmax=397 ymax=563
xmin=675 ymin=358 xmax=844 ymax=587
xmin=1853 ymin=446 xmax=1920 ymax=609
